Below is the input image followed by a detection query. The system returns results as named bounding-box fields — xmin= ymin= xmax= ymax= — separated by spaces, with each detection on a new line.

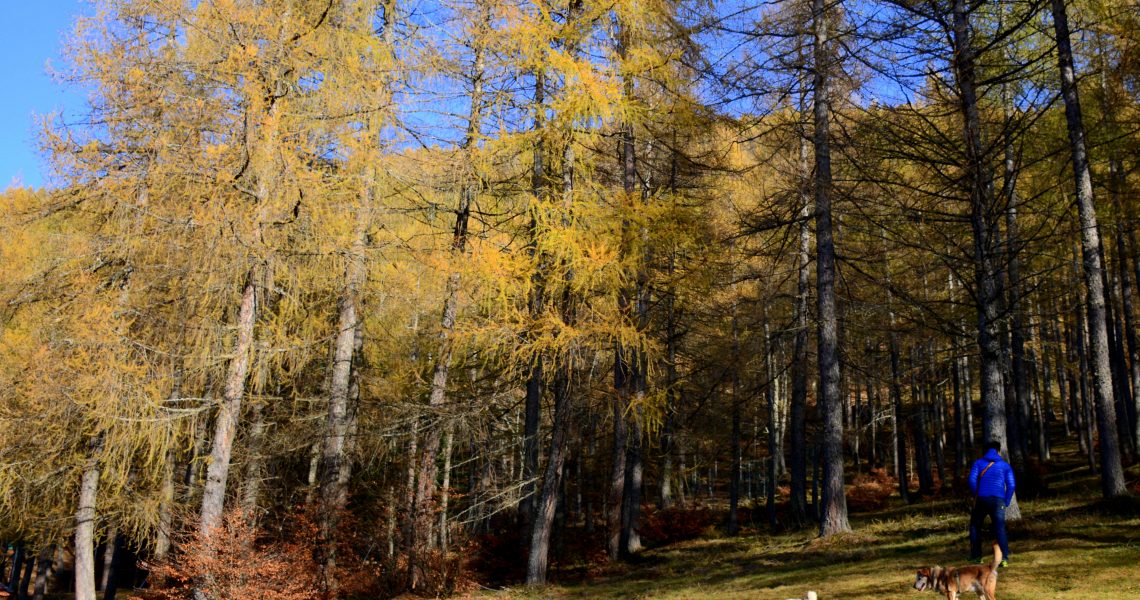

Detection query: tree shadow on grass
xmin=555 ymin=502 xmax=1140 ymax=599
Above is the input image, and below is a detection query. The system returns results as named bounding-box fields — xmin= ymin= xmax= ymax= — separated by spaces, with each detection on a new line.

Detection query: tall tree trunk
xmin=1037 ymin=304 xmax=1060 ymax=445
xmin=613 ymin=15 xmax=645 ymax=557
xmin=439 ymin=427 xmax=455 ymax=551
xmin=728 ymin=384 xmax=742 ymax=536
xmin=527 ymin=70 xmax=581 ymax=579
xmin=16 ymin=554 xmax=32 ymax=600
xmin=521 ymin=69 xmax=546 ymax=533
xmin=1104 ymin=249 xmax=1135 ymax=461
xmin=304 ymin=442 xmax=321 ymax=507
xmin=951 ymin=0 xmax=1011 ymax=469
xmin=100 ymin=534 xmax=122 ymax=600
xmin=659 ymin=243 xmax=679 ymax=510
xmin=609 ymin=345 xmax=629 ymax=559
xmin=1109 ymin=161 xmax=1140 ymax=452
xmin=852 ymin=366 xmax=862 ymax=476
xmin=890 ymin=337 xmax=909 ymax=503
xmin=1003 ymin=102 xmax=1031 ymax=466
xmin=99 ymin=527 xmax=115 ymax=593
xmin=241 ymin=401 xmax=267 ymax=523
xmin=1074 ymin=284 xmax=1098 ymax=470
xmin=8 ymin=544 xmax=24 ymax=599
xmin=525 ymin=365 xmax=573 ymax=586
xmin=585 ymin=415 xmax=598 ymax=532
xmin=10 ymin=553 xmax=28 ymax=600
xmin=623 ymin=216 xmax=650 ymax=555
xmin=403 ymin=428 xmax=421 ymax=558
xmin=320 ymin=214 xmax=367 ymax=593
xmin=75 ymin=456 xmax=99 ymax=600
xmin=622 ymin=415 xmax=644 ymax=553
xmin=411 ymin=23 xmax=488 ymax=582
xmin=812 ymin=0 xmax=850 ymax=537
xmin=952 ymin=351 xmax=966 ymax=482
xmin=866 ymin=349 xmax=879 ymax=471
xmin=933 ymin=365 xmax=947 ymax=488
xmin=1051 ymin=0 xmax=1129 ymax=497
xmin=1099 ymin=53 xmax=1140 ymax=450
xmin=199 ymin=273 xmax=258 ymax=538
xmin=1051 ymin=309 xmax=1072 ymax=438
xmin=776 ymin=349 xmax=789 ymax=476
xmin=184 ymin=416 xmax=209 ymax=502
xmin=766 ymin=319 xmax=779 ymax=528
xmin=32 ymin=546 xmax=52 ymax=600
xmin=789 ymin=134 xmax=812 ymax=528
xmin=911 ymin=350 xmax=934 ymax=496
xmin=963 ymin=355 xmax=977 ymax=450
xmin=155 ymin=446 xmax=175 ymax=561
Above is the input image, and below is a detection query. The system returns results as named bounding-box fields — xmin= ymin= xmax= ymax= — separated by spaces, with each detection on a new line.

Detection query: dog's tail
xmin=990 ymin=541 xmax=1002 ymax=570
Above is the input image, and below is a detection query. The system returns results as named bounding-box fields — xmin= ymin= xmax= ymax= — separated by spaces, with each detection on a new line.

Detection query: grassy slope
xmin=489 ymin=442 xmax=1140 ymax=599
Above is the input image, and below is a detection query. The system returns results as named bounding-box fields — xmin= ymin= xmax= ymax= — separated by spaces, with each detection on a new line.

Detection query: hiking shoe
xmin=1000 ymin=559 xmax=1008 ymax=569
xmin=970 ymin=556 xmax=984 ymax=564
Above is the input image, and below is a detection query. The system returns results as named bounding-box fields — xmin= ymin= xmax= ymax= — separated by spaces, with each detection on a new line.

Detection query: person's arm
xmin=1004 ymin=464 xmax=1016 ymax=506
xmin=968 ymin=459 xmax=981 ymax=495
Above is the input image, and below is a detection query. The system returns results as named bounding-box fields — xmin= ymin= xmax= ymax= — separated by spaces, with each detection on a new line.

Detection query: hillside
xmin=485 ymin=441 xmax=1140 ymax=599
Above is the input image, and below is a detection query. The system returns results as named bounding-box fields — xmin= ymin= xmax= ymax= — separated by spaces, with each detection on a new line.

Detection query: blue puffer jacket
xmin=969 ymin=448 xmax=1016 ymax=505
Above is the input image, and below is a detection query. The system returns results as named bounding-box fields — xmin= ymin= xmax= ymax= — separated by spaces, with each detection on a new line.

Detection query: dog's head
xmin=914 ymin=566 xmax=943 ymax=592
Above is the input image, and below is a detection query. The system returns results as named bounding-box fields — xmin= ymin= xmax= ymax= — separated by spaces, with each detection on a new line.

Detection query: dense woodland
xmin=1 ymin=0 xmax=1139 ymax=598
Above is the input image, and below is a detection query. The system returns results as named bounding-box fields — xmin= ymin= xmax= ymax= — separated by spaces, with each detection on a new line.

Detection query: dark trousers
xmin=970 ymin=495 xmax=1010 ymax=561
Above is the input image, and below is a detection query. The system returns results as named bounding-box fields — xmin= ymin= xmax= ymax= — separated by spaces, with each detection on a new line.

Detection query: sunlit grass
xmin=483 ymin=441 xmax=1140 ymax=599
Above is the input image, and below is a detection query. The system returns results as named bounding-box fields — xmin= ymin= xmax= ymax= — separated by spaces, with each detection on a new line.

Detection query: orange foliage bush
xmin=409 ymin=547 xmax=468 ymax=598
xmin=133 ymin=509 xmax=320 ymax=600
xmin=639 ymin=504 xmax=717 ymax=545
xmin=846 ymin=468 xmax=896 ymax=512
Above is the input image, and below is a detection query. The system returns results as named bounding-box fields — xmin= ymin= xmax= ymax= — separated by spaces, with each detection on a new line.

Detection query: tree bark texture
xmin=33 ymin=546 xmax=52 ymax=600
xmin=951 ymin=0 xmax=1009 ymax=459
xmin=521 ymin=69 xmax=547 ymax=533
xmin=199 ymin=274 xmax=258 ymax=538
xmin=890 ymin=337 xmax=909 ymax=503
xmin=320 ymin=215 xmax=367 ymax=593
xmin=100 ymin=526 xmax=115 ymax=593
xmin=241 ymin=401 xmax=267 ymax=522
xmin=75 ymin=458 xmax=99 ymax=600
xmin=1051 ymin=0 xmax=1129 ymax=497
xmin=790 ymin=133 xmax=812 ymax=528
xmin=813 ymin=0 xmax=850 ymax=536
xmin=613 ymin=16 xmax=645 ymax=556
xmin=528 ymin=22 xmax=580 ymax=576
xmin=525 ymin=366 xmax=573 ymax=585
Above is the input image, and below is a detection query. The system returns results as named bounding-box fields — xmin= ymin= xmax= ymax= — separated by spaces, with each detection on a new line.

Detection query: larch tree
xmin=1049 ymin=0 xmax=1129 ymax=497
xmin=812 ymin=0 xmax=851 ymax=536
xmin=410 ymin=0 xmax=492 ymax=582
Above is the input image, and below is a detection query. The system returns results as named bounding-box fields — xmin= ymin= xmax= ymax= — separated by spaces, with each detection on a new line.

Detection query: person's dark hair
xmin=984 ymin=441 xmax=1001 ymax=453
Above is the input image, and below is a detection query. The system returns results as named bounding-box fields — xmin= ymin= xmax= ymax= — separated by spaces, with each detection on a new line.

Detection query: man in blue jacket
xmin=968 ymin=441 xmax=1015 ymax=567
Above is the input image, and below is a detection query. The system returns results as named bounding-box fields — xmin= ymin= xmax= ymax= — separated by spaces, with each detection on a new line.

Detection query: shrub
xmin=847 ymin=468 xmax=895 ymax=512
xmin=133 ymin=509 xmax=320 ymax=600
xmin=639 ymin=504 xmax=718 ymax=545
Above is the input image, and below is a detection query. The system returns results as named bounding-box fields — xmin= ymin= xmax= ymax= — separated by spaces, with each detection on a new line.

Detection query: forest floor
xmin=485 ymin=440 xmax=1140 ymax=600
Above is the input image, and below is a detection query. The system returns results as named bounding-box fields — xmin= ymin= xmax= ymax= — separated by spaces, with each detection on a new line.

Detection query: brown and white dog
xmin=914 ymin=542 xmax=1001 ymax=600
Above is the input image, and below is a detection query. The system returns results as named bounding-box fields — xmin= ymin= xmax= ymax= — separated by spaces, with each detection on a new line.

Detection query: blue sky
xmin=1 ymin=1 xmax=91 ymax=190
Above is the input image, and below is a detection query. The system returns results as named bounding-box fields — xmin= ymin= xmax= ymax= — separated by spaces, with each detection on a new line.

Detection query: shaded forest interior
xmin=2 ymin=0 xmax=1140 ymax=598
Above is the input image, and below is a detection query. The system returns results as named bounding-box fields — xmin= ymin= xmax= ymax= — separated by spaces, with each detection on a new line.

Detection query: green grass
xmin=484 ymin=443 xmax=1140 ymax=599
